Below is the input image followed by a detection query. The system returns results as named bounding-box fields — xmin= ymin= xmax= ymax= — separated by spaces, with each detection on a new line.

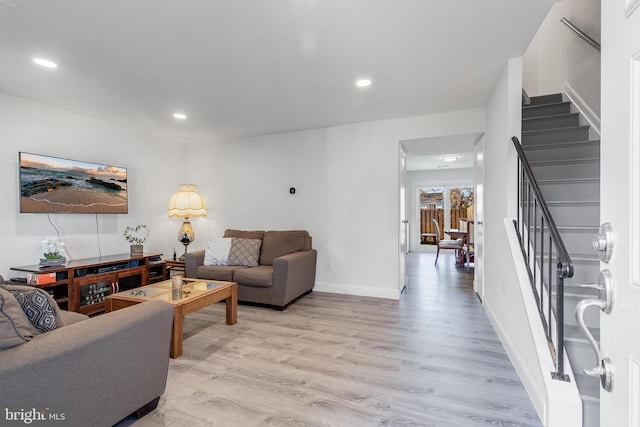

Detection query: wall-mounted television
xmin=19 ymin=152 xmax=128 ymax=214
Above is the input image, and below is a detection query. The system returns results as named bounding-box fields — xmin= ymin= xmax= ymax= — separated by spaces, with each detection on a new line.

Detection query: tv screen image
xmin=19 ymin=152 xmax=128 ymax=214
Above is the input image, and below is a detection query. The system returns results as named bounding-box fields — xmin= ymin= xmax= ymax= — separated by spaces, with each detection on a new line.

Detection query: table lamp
xmin=168 ymin=184 xmax=207 ymax=259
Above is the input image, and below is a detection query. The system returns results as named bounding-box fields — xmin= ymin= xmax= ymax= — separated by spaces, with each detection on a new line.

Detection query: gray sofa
xmin=0 ymin=281 xmax=173 ymax=427
xmin=185 ymin=229 xmax=317 ymax=310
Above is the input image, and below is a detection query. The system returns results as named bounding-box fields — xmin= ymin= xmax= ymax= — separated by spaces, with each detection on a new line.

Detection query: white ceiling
xmin=404 ymin=133 xmax=482 ymax=171
xmin=0 ymin=0 xmax=554 ymax=143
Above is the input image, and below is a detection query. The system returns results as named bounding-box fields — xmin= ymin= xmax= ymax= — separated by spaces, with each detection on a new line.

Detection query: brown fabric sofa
xmin=0 ymin=281 xmax=173 ymax=427
xmin=184 ymin=229 xmax=317 ymax=310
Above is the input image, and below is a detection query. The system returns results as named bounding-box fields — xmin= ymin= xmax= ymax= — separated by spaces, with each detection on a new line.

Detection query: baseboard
xmin=563 ymin=82 xmax=601 ymax=137
xmin=314 ymin=281 xmax=401 ymax=300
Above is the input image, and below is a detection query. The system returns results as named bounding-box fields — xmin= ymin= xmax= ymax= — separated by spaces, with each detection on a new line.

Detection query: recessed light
xmin=442 ymin=155 xmax=458 ymax=162
xmin=173 ymin=113 xmax=187 ymax=120
xmin=33 ymin=57 xmax=58 ymax=69
xmin=356 ymin=79 xmax=372 ymax=87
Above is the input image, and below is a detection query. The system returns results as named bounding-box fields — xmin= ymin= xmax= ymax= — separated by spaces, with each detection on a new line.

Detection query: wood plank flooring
xmin=124 ymin=252 xmax=542 ymax=427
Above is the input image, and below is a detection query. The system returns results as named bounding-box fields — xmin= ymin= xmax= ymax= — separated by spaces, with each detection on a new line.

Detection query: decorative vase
xmin=130 ymin=245 xmax=143 ymax=257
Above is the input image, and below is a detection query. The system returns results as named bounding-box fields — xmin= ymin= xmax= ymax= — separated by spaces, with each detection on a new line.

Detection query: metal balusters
xmin=512 ymin=136 xmax=573 ymax=382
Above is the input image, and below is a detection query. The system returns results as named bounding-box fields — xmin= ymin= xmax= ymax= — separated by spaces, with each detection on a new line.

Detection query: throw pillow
xmin=227 ymin=238 xmax=262 ymax=267
xmin=204 ymin=237 xmax=233 ymax=266
xmin=223 ymin=229 xmax=265 ymax=240
xmin=1 ymin=283 xmax=63 ymax=327
xmin=6 ymin=287 xmax=58 ymax=333
xmin=0 ymin=288 xmax=37 ymax=349
xmin=259 ymin=230 xmax=311 ymax=266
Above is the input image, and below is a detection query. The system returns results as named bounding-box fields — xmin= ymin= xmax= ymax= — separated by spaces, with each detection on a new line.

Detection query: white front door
xmin=399 ymin=145 xmax=408 ymax=292
xmin=600 ymin=1 xmax=640 ymax=424
xmin=473 ymin=137 xmax=485 ymax=300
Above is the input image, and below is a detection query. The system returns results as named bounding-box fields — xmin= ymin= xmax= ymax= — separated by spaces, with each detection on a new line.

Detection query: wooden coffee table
xmin=105 ymin=278 xmax=237 ymax=358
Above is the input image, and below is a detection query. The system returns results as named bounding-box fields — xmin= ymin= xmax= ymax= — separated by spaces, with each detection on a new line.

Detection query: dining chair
xmin=432 ymin=218 xmax=464 ymax=266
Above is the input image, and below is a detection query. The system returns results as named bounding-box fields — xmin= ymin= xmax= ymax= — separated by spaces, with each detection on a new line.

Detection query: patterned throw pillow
xmin=0 ymin=288 xmax=37 ymax=349
xmin=8 ymin=288 xmax=58 ymax=333
xmin=227 ymin=238 xmax=262 ymax=267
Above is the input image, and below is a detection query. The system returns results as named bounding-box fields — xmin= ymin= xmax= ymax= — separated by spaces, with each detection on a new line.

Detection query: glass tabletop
xmin=117 ymin=279 xmax=231 ymax=303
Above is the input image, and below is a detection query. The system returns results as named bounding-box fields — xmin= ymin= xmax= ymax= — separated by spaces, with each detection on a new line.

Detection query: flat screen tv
xmin=19 ymin=152 xmax=128 ymax=214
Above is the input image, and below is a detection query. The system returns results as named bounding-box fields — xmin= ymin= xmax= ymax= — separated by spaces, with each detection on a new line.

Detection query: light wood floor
xmin=126 ymin=252 xmax=542 ymax=427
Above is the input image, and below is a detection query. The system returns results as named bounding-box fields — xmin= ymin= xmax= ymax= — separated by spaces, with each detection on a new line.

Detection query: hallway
xmin=399 ymin=251 xmax=542 ymax=426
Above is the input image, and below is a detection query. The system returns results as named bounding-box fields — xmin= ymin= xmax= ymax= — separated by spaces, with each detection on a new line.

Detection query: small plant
xmin=123 ymin=224 xmax=150 ymax=245
xmin=41 ymin=238 xmax=65 ymax=259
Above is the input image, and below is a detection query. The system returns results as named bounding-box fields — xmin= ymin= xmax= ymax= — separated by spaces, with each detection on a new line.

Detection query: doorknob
xmin=593 ymin=222 xmax=614 ymax=262
xmin=402 ymin=220 xmax=409 ymax=224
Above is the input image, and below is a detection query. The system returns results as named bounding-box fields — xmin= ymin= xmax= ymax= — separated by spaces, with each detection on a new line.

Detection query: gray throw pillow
xmin=0 ymin=288 xmax=37 ymax=349
xmin=227 ymin=238 xmax=262 ymax=267
xmin=6 ymin=287 xmax=58 ymax=333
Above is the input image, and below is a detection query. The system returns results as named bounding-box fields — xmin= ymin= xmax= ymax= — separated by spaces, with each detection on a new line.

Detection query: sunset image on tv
xmin=19 ymin=152 xmax=128 ymax=214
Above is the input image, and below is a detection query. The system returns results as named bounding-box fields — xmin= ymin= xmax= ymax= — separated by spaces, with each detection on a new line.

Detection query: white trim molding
xmin=563 ymin=82 xmax=601 ymax=137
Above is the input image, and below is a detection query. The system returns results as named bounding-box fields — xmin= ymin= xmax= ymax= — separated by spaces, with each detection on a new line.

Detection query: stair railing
xmin=512 ymin=136 xmax=573 ymax=382
xmin=560 ymin=17 xmax=601 ymax=52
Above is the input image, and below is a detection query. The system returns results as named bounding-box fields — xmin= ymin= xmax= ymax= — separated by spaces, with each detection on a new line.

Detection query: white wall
xmin=407 ymin=168 xmax=474 ymax=252
xmin=482 ymin=56 xmax=546 ymax=413
xmin=189 ymin=110 xmax=485 ymax=299
xmin=523 ymin=0 xmax=601 ymax=116
xmin=184 ymin=128 xmax=329 ymax=257
xmin=0 ymin=90 xmax=485 ymax=299
xmin=483 ymin=58 xmax=582 ymax=426
xmin=0 ymin=92 xmax=184 ymax=277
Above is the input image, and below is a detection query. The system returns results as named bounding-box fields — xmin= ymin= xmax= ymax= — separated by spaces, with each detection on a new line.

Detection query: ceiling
xmin=404 ymin=133 xmax=482 ymax=171
xmin=0 ymin=0 xmax=553 ymax=144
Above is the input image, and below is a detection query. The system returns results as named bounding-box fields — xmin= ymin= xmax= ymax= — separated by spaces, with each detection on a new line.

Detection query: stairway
xmin=520 ymin=93 xmax=601 ymax=427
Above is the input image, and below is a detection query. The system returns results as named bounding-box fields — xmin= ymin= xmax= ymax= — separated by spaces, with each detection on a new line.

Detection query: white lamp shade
xmin=168 ymin=184 xmax=207 ymax=218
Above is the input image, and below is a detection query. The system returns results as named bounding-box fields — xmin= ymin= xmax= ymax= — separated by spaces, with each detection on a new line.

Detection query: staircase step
xmin=523 ymin=200 xmax=600 ymax=227
xmin=558 ymin=228 xmax=600 ymax=255
xmin=528 ymin=227 xmax=599 ymax=259
xmin=522 ymin=125 xmax=591 ymax=145
xmin=528 ymin=93 xmax=563 ymax=105
xmin=564 ymin=282 xmax=599 ymax=298
xmin=565 ymin=255 xmax=600 ymax=285
xmin=564 ymin=292 xmax=600 ymax=328
xmin=582 ymin=398 xmax=600 ymax=427
xmin=574 ymin=372 xmax=600 ymax=427
xmin=574 ymin=372 xmax=600 ymax=401
xmin=565 ymin=326 xmax=601 ymax=375
xmin=522 ymin=101 xmax=572 ymax=118
xmin=565 ymin=324 xmax=600 ymax=343
xmin=522 ymin=113 xmax=581 ymax=131
xmin=530 ymin=158 xmax=599 ymax=180
xmin=522 ymin=140 xmax=600 ymax=162
xmin=538 ymin=178 xmax=600 ymax=203
xmin=546 ymin=201 xmax=600 ymax=226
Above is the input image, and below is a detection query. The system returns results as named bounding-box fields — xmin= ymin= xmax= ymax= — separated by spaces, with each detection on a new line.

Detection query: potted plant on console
xmin=124 ymin=224 xmax=149 ymax=257
xmin=40 ymin=237 xmax=66 ymax=266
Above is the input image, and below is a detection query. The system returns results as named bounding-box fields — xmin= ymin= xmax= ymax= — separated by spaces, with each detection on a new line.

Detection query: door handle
xmin=575 ymin=270 xmax=615 ymax=392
